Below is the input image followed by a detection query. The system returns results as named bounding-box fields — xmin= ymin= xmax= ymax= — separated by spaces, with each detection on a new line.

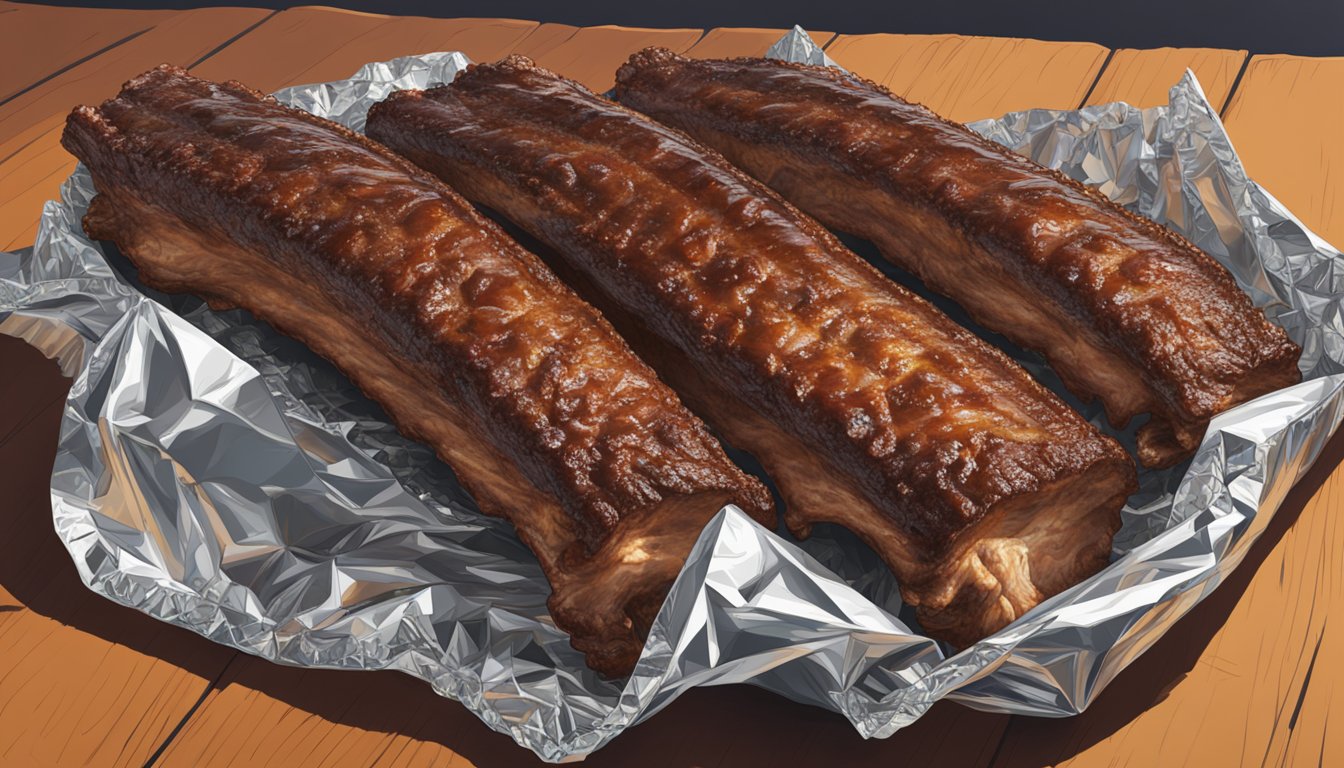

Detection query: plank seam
xmin=515 ymin=22 xmax=583 ymax=56
xmin=0 ymin=127 xmax=54 ymax=168
xmin=1219 ymin=51 xmax=1254 ymax=117
xmin=984 ymin=715 xmax=1016 ymax=768
xmin=186 ymin=9 xmax=283 ymax=71
xmin=0 ymin=27 xmax=153 ymax=109
xmin=0 ymin=389 xmax=64 ymax=450
xmin=1287 ymin=620 xmax=1327 ymax=732
xmin=1077 ymin=47 xmax=1118 ymax=108
xmin=74 ymin=13 xmax=342 ymax=761
xmin=142 ymin=651 xmax=241 ymax=767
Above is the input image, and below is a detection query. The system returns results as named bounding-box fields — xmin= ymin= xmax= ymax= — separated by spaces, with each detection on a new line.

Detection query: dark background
xmin=26 ymin=0 xmax=1344 ymax=56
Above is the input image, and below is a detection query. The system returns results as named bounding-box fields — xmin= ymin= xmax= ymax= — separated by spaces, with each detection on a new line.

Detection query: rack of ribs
xmin=61 ymin=64 xmax=775 ymax=677
xmin=614 ymin=48 xmax=1302 ymax=468
xmin=365 ymin=56 xmax=1138 ymax=647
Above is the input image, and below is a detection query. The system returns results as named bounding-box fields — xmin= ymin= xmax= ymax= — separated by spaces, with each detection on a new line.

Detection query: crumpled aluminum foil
xmin=1 ymin=26 xmax=1341 ymax=762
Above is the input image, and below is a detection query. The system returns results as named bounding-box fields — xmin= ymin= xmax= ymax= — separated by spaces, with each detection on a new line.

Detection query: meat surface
xmin=614 ymin=49 xmax=1303 ymax=468
xmin=61 ymin=64 xmax=775 ymax=676
xmin=366 ymin=56 xmax=1138 ymax=647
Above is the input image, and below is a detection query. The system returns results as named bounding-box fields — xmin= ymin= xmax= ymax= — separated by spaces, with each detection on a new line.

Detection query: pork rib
xmin=366 ymin=56 xmax=1137 ymax=647
xmin=613 ymin=48 xmax=1302 ymax=468
xmin=61 ymin=64 xmax=775 ymax=676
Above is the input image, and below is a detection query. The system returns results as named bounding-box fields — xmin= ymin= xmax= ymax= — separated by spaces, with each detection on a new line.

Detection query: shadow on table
xmin=0 ymin=338 xmax=237 ymax=681
xmin=3 ymin=331 xmax=1340 ymax=767
xmin=983 ymin=422 xmax=1344 ymax=768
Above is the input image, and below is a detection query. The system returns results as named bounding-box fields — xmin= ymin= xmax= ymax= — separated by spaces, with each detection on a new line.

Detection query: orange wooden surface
xmin=684 ymin=26 xmax=835 ymax=59
xmin=0 ymin=9 xmax=277 ymax=766
xmin=191 ymin=7 xmax=539 ymax=90
xmin=1043 ymin=54 xmax=1344 ymax=767
xmin=0 ymin=6 xmax=274 ymax=249
xmin=1085 ymin=47 xmax=1249 ymax=109
xmin=0 ymin=3 xmax=167 ymax=101
xmin=1223 ymin=55 xmax=1344 ymax=247
xmin=825 ymin=33 xmax=1109 ymax=122
xmin=509 ymin=23 xmax=702 ymax=91
xmin=0 ymin=6 xmax=1341 ymax=767
xmin=0 ymin=341 xmax=239 ymax=768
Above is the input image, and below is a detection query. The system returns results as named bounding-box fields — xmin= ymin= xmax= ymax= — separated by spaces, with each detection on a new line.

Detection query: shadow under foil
xmin=3 ymin=325 xmax=1342 ymax=764
xmin=0 ymin=337 xmax=234 ymax=682
xmin=980 ymin=424 xmax=1344 ymax=768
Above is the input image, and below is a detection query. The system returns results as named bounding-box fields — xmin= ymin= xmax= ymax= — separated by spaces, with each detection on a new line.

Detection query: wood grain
xmin=2 ymin=10 xmax=1342 ymax=768
xmin=0 ymin=348 xmax=238 ymax=768
xmin=0 ymin=5 xmax=270 ymax=146
xmin=509 ymin=23 xmax=704 ymax=92
xmin=683 ymin=27 xmax=835 ymax=59
xmin=824 ymin=33 xmax=1109 ymax=123
xmin=1222 ymin=55 xmax=1344 ymax=247
xmin=984 ymin=53 xmax=1344 ymax=768
xmin=151 ymin=657 xmax=522 ymax=768
xmin=1086 ymin=47 xmax=1248 ymax=109
xmin=0 ymin=6 xmax=273 ymax=249
xmin=987 ymin=432 xmax=1344 ymax=768
xmin=153 ymin=645 xmax=1009 ymax=767
xmin=0 ymin=8 xmax=261 ymax=766
xmin=0 ymin=3 xmax=166 ymax=102
xmin=191 ymin=7 xmax=538 ymax=92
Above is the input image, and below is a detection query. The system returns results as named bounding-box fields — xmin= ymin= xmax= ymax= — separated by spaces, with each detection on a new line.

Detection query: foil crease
xmin=1 ymin=27 xmax=1341 ymax=761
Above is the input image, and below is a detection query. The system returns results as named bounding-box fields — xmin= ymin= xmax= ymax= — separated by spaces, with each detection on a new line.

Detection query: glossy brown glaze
xmin=366 ymin=56 xmax=1138 ymax=646
xmin=614 ymin=48 xmax=1303 ymax=468
xmin=61 ymin=64 xmax=774 ymax=676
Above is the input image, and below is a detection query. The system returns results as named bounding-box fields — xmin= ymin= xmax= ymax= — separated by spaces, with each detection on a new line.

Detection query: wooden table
xmin=1 ymin=3 xmax=1341 ymax=765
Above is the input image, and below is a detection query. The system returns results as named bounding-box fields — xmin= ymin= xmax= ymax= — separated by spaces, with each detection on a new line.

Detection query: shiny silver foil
xmin=1 ymin=28 xmax=1341 ymax=761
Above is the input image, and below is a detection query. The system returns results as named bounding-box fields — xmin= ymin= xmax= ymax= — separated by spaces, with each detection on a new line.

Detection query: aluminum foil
xmin=2 ymin=27 xmax=1341 ymax=761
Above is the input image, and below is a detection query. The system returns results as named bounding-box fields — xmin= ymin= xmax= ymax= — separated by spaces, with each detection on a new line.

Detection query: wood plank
xmin=988 ymin=433 xmax=1344 ymax=768
xmin=1222 ymin=55 xmax=1344 ymax=247
xmin=989 ymin=55 xmax=1344 ymax=768
xmin=151 ymin=656 xmax=517 ymax=768
xmin=0 ymin=380 xmax=239 ymax=767
xmin=73 ymin=15 xmax=660 ymax=760
xmin=0 ymin=13 xmax=549 ymax=765
xmin=191 ymin=8 xmax=538 ymax=92
xmin=13 ymin=16 xmax=1333 ymax=763
xmin=494 ymin=21 xmax=575 ymax=65
xmin=587 ymin=692 xmax=1006 ymax=768
xmin=684 ymin=27 xmax=835 ymax=59
xmin=824 ymin=33 xmax=1109 ymax=123
xmin=0 ymin=4 xmax=167 ymax=102
xmin=0 ymin=10 xmax=536 ymax=249
xmin=2 ymin=13 xmax=559 ymax=763
xmin=510 ymin=23 xmax=703 ymax=92
xmin=1086 ymin=47 xmax=1248 ymax=109
xmin=0 ymin=6 xmax=273 ymax=250
xmin=153 ymin=644 xmax=1008 ymax=767
xmin=0 ymin=10 xmax=271 ymax=765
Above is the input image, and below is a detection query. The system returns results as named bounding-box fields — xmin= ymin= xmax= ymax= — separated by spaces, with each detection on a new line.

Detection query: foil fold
xmin=1 ymin=27 xmax=1341 ymax=761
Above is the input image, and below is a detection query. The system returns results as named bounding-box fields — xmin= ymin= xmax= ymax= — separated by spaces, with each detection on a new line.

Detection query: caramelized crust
xmin=366 ymin=56 xmax=1137 ymax=645
xmin=614 ymin=48 xmax=1303 ymax=468
xmin=61 ymin=64 xmax=774 ymax=676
